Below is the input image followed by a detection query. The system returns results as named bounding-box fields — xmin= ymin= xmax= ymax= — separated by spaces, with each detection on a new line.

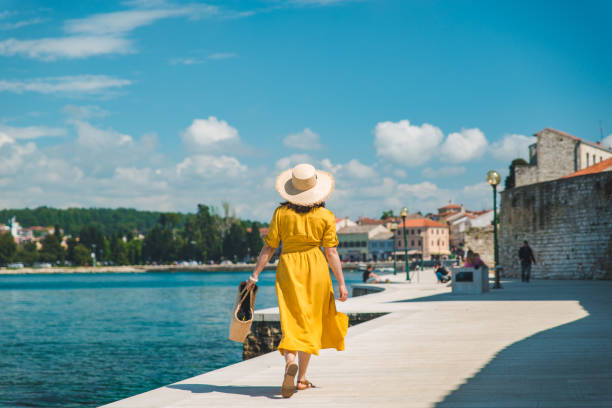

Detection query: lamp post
xmin=389 ymin=223 xmax=398 ymax=275
xmin=486 ymin=170 xmax=502 ymax=289
xmin=400 ymin=207 xmax=410 ymax=281
xmin=421 ymin=230 xmax=425 ymax=271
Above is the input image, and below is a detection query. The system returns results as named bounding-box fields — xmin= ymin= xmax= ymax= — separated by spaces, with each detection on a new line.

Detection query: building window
xmin=586 ymin=153 xmax=589 ymax=167
xmin=418 ymin=229 xmax=421 ymax=234
xmin=411 ymin=240 xmax=414 ymax=246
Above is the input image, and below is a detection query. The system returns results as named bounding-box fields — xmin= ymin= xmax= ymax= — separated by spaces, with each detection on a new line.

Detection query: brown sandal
xmin=281 ymin=362 xmax=298 ymax=398
xmin=297 ymin=379 xmax=315 ymax=390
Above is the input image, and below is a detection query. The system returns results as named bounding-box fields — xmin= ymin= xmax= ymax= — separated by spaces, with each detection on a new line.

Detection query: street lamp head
xmin=486 ymin=170 xmax=501 ymax=186
xmin=399 ymin=207 xmax=409 ymax=218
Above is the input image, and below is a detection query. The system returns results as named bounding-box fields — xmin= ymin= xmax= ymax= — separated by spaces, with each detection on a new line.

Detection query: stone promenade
xmin=101 ymin=274 xmax=612 ymax=408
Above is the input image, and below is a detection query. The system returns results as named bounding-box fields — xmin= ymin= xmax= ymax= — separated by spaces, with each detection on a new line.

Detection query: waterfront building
xmin=515 ymin=128 xmax=612 ymax=187
xmin=395 ymin=219 xmax=450 ymax=260
xmin=335 ymin=217 xmax=357 ymax=232
xmin=337 ymin=224 xmax=391 ymax=262
xmin=368 ymin=229 xmax=395 ymax=262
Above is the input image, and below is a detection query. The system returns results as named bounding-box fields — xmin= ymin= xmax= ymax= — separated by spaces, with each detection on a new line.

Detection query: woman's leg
xmin=297 ymin=351 xmax=311 ymax=386
xmin=284 ymin=350 xmax=296 ymax=366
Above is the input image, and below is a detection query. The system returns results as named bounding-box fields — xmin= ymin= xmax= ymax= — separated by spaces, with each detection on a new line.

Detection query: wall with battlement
xmin=500 ymin=171 xmax=612 ymax=280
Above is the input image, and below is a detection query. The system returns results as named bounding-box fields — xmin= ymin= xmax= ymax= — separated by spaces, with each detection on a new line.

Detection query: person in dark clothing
xmin=362 ymin=264 xmax=381 ymax=283
xmin=434 ymin=263 xmax=451 ymax=283
xmin=518 ymin=240 xmax=536 ymax=282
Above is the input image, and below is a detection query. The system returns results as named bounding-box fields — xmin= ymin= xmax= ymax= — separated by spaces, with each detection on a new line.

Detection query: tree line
xmin=0 ymin=204 xmax=265 ymax=267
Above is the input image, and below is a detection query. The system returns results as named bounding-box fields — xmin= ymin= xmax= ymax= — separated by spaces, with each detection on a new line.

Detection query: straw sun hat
xmin=275 ymin=163 xmax=334 ymax=206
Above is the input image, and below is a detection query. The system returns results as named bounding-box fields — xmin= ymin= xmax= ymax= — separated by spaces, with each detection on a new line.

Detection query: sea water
xmin=0 ymin=270 xmax=364 ymax=408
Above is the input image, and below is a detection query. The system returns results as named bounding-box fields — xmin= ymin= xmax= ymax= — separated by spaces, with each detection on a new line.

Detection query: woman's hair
xmin=280 ymin=201 xmax=326 ymax=214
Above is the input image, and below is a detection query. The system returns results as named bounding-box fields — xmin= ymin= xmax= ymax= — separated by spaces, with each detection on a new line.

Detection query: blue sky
xmin=1 ymin=0 xmax=611 ymax=220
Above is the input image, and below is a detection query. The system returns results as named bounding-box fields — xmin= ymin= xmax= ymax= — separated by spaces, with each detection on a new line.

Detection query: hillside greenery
xmin=0 ymin=204 xmax=267 ymax=266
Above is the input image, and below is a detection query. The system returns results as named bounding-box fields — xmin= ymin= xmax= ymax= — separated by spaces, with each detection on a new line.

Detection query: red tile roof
xmin=357 ymin=217 xmax=386 ymax=225
xmin=399 ymin=218 xmax=447 ymax=228
xmin=562 ymin=157 xmax=612 ymax=179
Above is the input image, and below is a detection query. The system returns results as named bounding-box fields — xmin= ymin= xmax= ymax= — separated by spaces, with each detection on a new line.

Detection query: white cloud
xmin=0 ymin=4 xmax=219 ymax=61
xmin=0 ymin=17 xmax=47 ymax=30
xmin=64 ymin=6 xmax=216 ymax=36
xmin=342 ymin=159 xmax=376 ymax=179
xmin=283 ymin=128 xmax=323 ymax=150
xmin=0 ymin=133 xmax=36 ymax=175
xmin=0 ymin=75 xmax=131 ymax=94
xmin=275 ymin=153 xmax=314 ymax=170
xmin=490 ymin=133 xmax=536 ymax=162
xmin=208 ymin=52 xmax=237 ymax=60
xmin=63 ymin=105 xmax=110 ymax=120
xmin=440 ymin=128 xmax=488 ymax=163
xmin=0 ymin=125 xmax=66 ymax=139
xmin=73 ymin=120 xmax=133 ymax=149
xmin=182 ymin=117 xmax=240 ymax=152
xmin=602 ymin=133 xmax=612 ymax=149
xmin=176 ymin=155 xmax=247 ymax=178
xmin=374 ymin=120 xmax=444 ymax=166
xmin=421 ymin=166 xmax=466 ymax=178
xmin=397 ymin=181 xmax=441 ymax=199
xmin=0 ymin=36 xmax=132 ymax=60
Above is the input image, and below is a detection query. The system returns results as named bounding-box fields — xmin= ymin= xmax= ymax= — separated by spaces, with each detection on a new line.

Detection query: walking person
xmin=518 ymin=240 xmax=536 ymax=282
xmin=246 ymin=163 xmax=349 ymax=398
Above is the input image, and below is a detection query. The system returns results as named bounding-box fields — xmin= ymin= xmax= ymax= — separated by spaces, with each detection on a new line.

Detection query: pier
xmin=101 ymin=273 xmax=612 ymax=407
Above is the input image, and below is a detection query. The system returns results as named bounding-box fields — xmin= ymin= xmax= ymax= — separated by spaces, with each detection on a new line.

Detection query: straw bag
xmin=228 ymin=281 xmax=258 ymax=343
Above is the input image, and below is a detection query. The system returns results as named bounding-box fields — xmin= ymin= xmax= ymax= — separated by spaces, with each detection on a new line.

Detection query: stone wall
xmin=464 ymin=225 xmax=494 ymax=267
xmin=499 ymin=171 xmax=612 ymax=280
xmin=515 ymin=164 xmax=538 ymax=188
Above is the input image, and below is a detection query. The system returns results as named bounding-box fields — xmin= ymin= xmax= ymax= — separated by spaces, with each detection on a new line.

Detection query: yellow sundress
xmin=264 ymin=205 xmax=349 ymax=356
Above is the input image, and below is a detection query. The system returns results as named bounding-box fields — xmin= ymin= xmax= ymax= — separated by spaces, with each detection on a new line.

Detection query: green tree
xmin=381 ymin=210 xmax=394 ymax=220
xmin=223 ymin=222 xmax=248 ymax=262
xmin=65 ymin=237 xmax=79 ymax=264
xmin=0 ymin=233 xmax=17 ymax=265
xmin=143 ymin=225 xmax=174 ymax=263
xmin=247 ymin=222 xmax=264 ymax=260
xmin=127 ymin=239 xmax=143 ymax=264
xmin=110 ymin=235 xmax=129 ymax=265
xmin=72 ymin=244 xmax=91 ymax=266
xmin=79 ymin=225 xmax=105 ymax=258
xmin=39 ymin=234 xmax=65 ymax=263
xmin=16 ymin=241 xmax=38 ymax=266
xmin=504 ymin=158 xmax=528 ymax=190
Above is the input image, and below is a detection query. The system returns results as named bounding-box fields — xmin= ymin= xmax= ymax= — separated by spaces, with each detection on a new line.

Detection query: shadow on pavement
xmin=167 ymin=383 xmax=283 ymax=399
xmin=402 ymin=280 xmax=612 ymax=407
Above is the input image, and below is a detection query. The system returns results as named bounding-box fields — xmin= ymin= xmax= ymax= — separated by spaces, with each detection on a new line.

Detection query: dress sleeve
xmin=321 ymin=210 xmax=339 ymax=248
xmin=263 ymin=208 xmax=281 ymax=248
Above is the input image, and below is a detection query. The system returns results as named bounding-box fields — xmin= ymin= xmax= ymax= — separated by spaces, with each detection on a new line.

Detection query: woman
xmin=246 ymin=163 xmax=349 ymax=398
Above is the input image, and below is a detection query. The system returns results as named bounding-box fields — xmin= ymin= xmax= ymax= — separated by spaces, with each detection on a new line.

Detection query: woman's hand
xmin=245 ymin=274 xmax=258 ymax=290
xmin=337 ymin=284 xmax=348 ymax=302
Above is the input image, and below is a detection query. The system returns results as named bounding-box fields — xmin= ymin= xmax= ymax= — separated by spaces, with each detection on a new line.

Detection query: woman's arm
xmin=324 ymin=247 xmax=348 ymax=302
xmin=246 ymin=245 xmax=276 ymax=289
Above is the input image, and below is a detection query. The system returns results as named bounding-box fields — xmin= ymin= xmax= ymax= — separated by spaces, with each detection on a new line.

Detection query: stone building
xmin=515 ymin=128 xmax=612 ymax=187
xmin=395 ymin=219 xmax=450 ymax=260
xmin=450 ymin=210 xmax=493 ymax=248
xmin=500 ymin=170 xmax=612 ymax=280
